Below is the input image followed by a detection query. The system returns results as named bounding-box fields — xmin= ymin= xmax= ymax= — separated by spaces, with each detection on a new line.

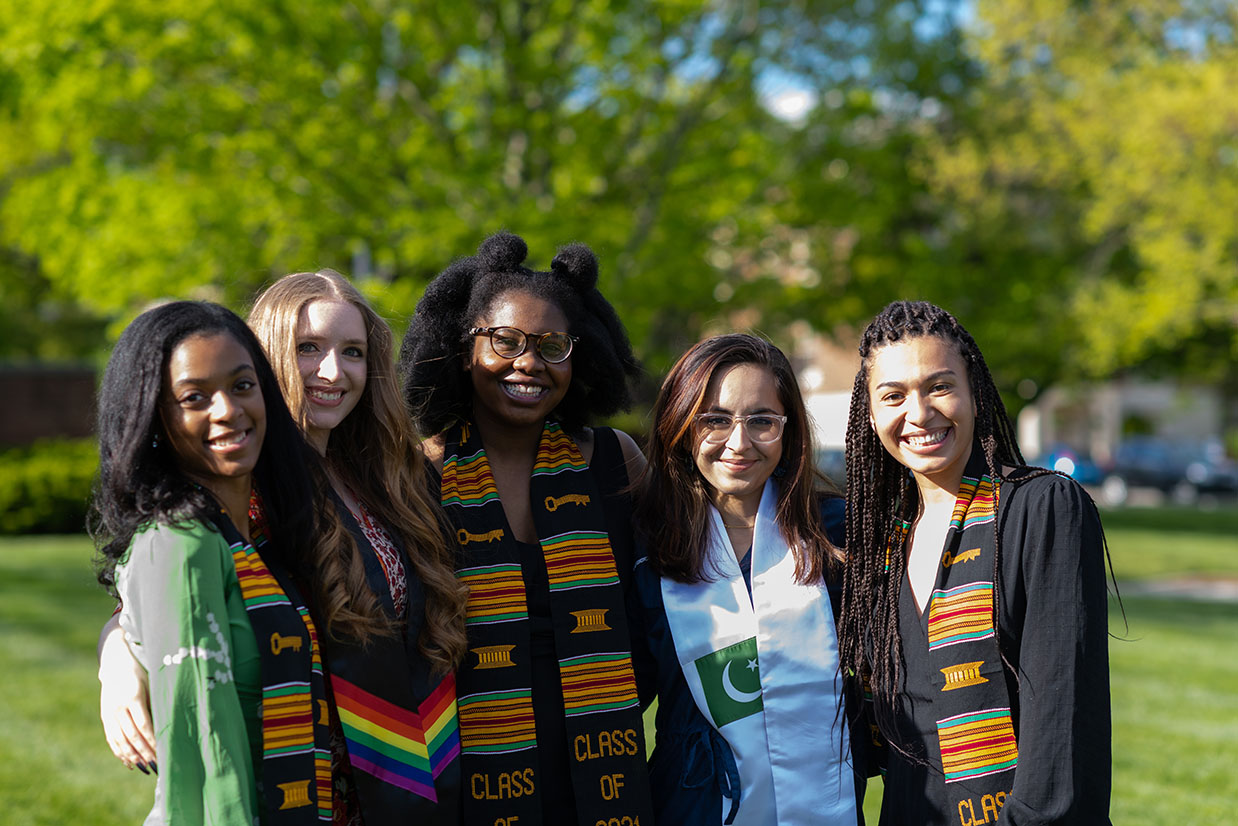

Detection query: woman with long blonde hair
xmin=248 ymin=270 xmax=468 ymax=823
xmin=250 ymin=270 xmax=466 ymax=667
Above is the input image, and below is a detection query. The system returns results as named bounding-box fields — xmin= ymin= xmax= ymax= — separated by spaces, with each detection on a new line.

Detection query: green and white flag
xmin=693 ymin=635 xmax=763 ymax=728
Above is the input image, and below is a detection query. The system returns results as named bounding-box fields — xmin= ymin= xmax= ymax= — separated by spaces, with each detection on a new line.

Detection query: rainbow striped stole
xmin=332 ymin=672 xmax=460 ymax=800
xmin=318 ymin=490 xmax=464 ymax=823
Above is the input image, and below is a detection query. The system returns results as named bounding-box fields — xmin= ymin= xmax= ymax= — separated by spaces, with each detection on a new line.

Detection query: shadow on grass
xmin=1099 ymin=505 xmax=1238 ymax=537
xmin=0 ymin=544 xmax=115 ymax=654
xmin=1116 ymin=594 xmax=1236 ymax=620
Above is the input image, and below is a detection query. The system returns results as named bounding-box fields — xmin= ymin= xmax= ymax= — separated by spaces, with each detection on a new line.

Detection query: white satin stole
xmin=660 ymin=480 xmax=857 ymax=825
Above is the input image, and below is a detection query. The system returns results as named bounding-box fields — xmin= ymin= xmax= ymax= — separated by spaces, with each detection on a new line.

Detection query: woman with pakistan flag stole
xmin=400 ymin=232 xmax=655 ymax=826
xmin=631 ymin=334 xmax=867 ymax=825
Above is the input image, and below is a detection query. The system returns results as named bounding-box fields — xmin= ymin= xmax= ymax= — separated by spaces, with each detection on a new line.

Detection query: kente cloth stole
xmin=659 ymin=480 xmax=857 ymax=826
xmin=204 ymin=494 xmax=333 ymax=823
xmin=908 ymin=449 xmax=1018 ymax=818
xmin=441 ymin=421 xmax=655 ymax=826
xmin=321 ymin=495 xmax=462 ymax=825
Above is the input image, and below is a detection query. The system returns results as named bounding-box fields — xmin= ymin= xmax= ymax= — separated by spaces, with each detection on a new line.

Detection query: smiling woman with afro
xmin=398 ymin=231 xmax=656 ymax=826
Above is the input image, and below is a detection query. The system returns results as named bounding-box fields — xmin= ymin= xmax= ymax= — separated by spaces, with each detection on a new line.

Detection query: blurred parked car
xmin=1029 ymin=444 xmax=1105 ymax=486
xmin=1100 ymin=437 xmax=1238 ymax=505
xmin=815 ymin=447 xmax=846 ymax=490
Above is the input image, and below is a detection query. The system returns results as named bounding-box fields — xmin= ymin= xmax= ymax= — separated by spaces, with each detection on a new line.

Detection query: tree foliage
xmin=0 ymin=0 xmax=977 ymax=368
xmin=925 ymin=0 xmax=1238 ymax=381
xmin=2 ymin=0 xmax=1231 ymax=412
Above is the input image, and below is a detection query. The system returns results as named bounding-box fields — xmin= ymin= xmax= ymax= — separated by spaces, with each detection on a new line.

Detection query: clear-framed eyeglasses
xmin=694 ymin=413 xmax=788 ymax=444
xmin=468 ymin=326 xmax=579 ymax=364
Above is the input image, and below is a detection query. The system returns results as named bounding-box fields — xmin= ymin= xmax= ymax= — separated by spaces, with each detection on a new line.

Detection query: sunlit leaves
xmin=929 ymin=0 xmax=1238 ymax=377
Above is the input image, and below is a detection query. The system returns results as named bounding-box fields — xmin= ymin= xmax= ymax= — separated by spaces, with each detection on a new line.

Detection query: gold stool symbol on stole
xmin=277 ymin=780 xmax=312 ymax=809
xmin=570 ymin=608 xmax=611 ymax=634
xmin=940 ymin=661 xmax=988 ymax=692
xmin=473 ymin=644 xmax=517 ymax=669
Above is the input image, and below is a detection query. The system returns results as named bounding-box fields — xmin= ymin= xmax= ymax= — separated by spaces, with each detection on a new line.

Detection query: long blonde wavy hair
xmin=250 ymin=270 xmax=467 ymax=672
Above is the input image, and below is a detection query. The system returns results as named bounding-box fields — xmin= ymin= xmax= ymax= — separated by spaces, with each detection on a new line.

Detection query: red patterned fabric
xmin=345 ymin=497 xmax=408 ymax=621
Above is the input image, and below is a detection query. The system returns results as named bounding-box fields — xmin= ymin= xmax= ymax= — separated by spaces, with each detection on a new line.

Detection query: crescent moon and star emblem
xmin=722 ymin=659 xmax=763 ymax=703
xmin=694 ymin=636 xmax=765 ymax=727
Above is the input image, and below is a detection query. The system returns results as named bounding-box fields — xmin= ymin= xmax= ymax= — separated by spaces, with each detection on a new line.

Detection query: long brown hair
xmin=250 ymin=270 xmax=467 ymax=672
xmin=634 ymin=333 xmax=841 ymax=584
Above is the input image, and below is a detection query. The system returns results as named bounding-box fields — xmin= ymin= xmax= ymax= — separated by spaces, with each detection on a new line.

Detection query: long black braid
xmin=837 ymin=300 xmax=1054 ymax=756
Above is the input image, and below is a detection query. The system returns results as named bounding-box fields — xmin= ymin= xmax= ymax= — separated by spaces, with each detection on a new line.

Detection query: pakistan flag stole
xmin=914 ymin=447 xmax=1019 ymax=821
xmin=441 ymin=421 xmax=654 ymax=826
xmin=660 ymin=481 xmax=857 ymax=826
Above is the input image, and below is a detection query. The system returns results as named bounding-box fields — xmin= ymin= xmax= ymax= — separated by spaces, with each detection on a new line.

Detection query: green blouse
xmin=116 ymin=519 xmax=264 ymax=825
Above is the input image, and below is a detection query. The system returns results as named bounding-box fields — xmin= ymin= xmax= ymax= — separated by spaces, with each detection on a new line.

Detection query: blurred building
xmin=1016 ymin=378 xmax=1225 ymax=465
xmin=791 ymin=325 xmax=859 ymax=451
xmin=0 ymin=365 xmax=96 ymax=447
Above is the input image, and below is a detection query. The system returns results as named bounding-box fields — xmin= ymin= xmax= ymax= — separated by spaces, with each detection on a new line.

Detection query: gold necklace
xmin=722 ymin=520 xmax=754 ymax=529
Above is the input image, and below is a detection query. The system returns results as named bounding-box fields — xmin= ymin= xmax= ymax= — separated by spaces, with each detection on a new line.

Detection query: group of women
xmin=92 ymin=231 xmax=1112 ymax=826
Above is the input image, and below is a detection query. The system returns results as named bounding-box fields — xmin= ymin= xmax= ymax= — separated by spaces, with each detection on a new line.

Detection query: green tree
xmin=0 ymin=0 xmax=977 ymax=372
xmin=0 ymin=247 xmax=106 ymax=361
xmin=924 ymin=0 xmax=1238 ymax=385
xmin=0 ymin=1 xmax=780 ymax=341
xmin=679 ymin=1 xmax=1081 ymax=404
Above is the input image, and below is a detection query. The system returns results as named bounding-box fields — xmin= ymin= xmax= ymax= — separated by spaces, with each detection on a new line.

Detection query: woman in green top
xmin=92 ymin=301 xmax=337 ymax=824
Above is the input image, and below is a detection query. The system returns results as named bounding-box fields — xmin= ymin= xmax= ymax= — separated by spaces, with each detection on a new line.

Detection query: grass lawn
xmin=3 ymin=504 xmax=1235 ymax=825
xmin=0 ymin=536 xmax=150 ymax=825
xmin=1100 ymin=505 xmax=1238 ymax=824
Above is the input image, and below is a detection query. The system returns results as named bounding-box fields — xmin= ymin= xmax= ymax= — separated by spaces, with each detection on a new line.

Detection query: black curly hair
xmin=399 ymin=231 xmax=640 ymax=436
xmin=90 ymin=301 xmax=318 ymax=592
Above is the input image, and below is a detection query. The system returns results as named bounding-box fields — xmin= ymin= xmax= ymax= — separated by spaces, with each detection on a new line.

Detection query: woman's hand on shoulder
xmin=422 ymin=433 xmax=446 ymax=474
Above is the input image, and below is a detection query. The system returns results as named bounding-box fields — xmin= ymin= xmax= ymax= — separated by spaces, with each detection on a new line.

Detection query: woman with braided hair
xmin=399 ymin=231 xmax=655 ymax=826
xmin=837 ymin=301 xmax=1112 ymax=825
